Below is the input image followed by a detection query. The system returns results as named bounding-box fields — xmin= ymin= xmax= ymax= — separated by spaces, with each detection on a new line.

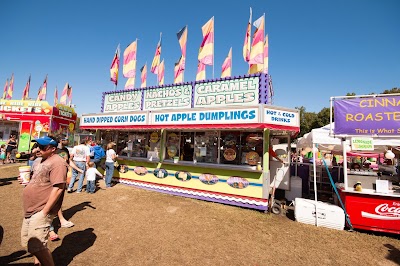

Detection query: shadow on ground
xmin=52 ymin=228 xmax=97 ymax=266
xmin=384 ymin=244 xmax=400 ymax=264
xmin=0 ymin=176 xmax=18 ymax=187
xmin=0 ymin=250 xmax=33 ymax=265
xmin=53 ymin=201 xmax=96 ymax=232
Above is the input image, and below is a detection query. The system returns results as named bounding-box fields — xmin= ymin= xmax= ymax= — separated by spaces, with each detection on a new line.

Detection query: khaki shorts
xmin=21 ymin=211 xmax=54 ymax=254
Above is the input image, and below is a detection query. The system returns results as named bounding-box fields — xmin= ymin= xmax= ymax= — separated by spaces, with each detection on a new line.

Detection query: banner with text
xmin=263 ymin=107 xmax=299 ymax=127
xmin=194 ymin=77 xmax=260 ymax=108
xmin=150 ymin=107 xmax=259 ymax=125
xmin=334 ymin=96 xmax=400 ymax=135
xmin=103 ymin=90 xmax=142 ymax=113
xmin=143 ymin=85 xmax=192 ymax=111
xmin=81 ymin=112 xmax=148 ymax=127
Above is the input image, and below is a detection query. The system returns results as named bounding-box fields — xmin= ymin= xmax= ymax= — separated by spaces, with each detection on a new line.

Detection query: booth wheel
xmin=271 ymin=203 xmax=282 ymax=215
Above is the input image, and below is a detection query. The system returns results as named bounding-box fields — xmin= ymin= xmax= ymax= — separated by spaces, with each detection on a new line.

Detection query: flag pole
xmin=158 ymin=32 xmax=162 ymax=85
xmin=212 ymin=16 xmax=215 ymax=79
xmin=115 ymin=43 xmax=120 ymax=91
xmin=263 ymin=13 xmax=265 ymax=74
xmin=249 ymin=8 xmax=253 ymax=73
xmin=183 ymin=25 xmax=187 ymax=82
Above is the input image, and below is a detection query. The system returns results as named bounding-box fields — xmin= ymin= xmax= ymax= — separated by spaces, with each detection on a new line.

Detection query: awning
xmin=80 ymin=123 xmax=299 ymax=135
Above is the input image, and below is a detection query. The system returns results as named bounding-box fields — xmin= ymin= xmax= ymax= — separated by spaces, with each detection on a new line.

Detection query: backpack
xmin=93 ymin=146 xmax=105 ymax=160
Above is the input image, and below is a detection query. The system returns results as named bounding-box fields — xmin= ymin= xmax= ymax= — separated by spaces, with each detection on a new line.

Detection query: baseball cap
xmin=32 ymin=136 xmax=58 ymax=147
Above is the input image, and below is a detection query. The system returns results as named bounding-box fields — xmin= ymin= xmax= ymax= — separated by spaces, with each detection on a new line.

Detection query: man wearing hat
xmin=20 ymin=136 xmax=68 ymax=266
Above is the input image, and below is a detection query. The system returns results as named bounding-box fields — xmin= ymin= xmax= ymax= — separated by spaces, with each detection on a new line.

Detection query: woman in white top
xmin=105 ymin=142 xmax=117 ymax=188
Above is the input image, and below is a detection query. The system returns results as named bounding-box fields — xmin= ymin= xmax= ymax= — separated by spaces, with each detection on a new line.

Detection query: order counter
xmin=337 ymin=169 xmax=400 ymax=234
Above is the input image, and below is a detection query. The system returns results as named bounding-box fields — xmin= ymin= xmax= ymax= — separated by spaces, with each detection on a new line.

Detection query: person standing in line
xmin=0 ymin=144 xmax=6 ymax=164
xmin=67 ymin=139 xmax=90 ymax=193
xmin=90 ymin=140 xmax=105 ymax=167
xmin=105 ymin=142 xmax=117 ymax=188
xmin=6 ymin=134 xmax=17 ymax=163
xmin=86 ymin=161 xmax=104 ymax=193
xmin=19 ymin=136 xmax=68 ymax=266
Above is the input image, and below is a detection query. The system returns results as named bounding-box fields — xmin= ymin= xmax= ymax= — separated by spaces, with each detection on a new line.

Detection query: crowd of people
xmin=17 ymin=135 xmax=115 ymax=266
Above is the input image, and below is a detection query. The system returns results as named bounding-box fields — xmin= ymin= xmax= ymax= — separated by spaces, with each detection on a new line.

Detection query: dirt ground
xmin=0 ymin=163 xmax=399 ymax=266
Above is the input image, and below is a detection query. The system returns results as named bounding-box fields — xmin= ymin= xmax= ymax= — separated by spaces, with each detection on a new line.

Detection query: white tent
xmin=296 ymin=123 xmax=400 ymax=227
xmin=297 ymin=123 xmax=400 ymax=152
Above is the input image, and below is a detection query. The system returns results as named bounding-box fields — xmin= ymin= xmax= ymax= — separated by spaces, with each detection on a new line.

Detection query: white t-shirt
xmin=85 ymin=167 xmax=103 ymax=181
xmin=106 ymin=149 xmax=116 ymax=163
xmin=71 ymin=144 xmax=91 ymax=162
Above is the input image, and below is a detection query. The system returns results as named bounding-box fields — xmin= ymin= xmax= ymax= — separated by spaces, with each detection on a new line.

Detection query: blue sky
xmin=0 ymin=0 xmax=399 ymax=116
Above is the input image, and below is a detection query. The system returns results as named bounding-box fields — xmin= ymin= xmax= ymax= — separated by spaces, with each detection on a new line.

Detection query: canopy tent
xmin=297 ymin=123 xmax=400 ymax=153
xmin=295 ymin=123 xmax=400 ymax=227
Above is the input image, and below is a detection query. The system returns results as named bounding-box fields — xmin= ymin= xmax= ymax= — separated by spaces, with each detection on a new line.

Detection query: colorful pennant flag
xmin=243 ymin=7 xmax=252 ymax=62
xmin=177 ymin=26 xmax=188 ymax=57
xmin=196 ymin=61 xmax=206 ymax=81
xmin=124 ymin=77 xmax=135 ymax=90
xmin=22 ymin=75 xmax=31 ymax=100
xmin=6 ymin=74 xmax=14 ymax=100
xmin=151 ymin=33 xmax=162 ymax=74
xmin=176 ymin=25 xmax=188 ymax=81
xmin=60 ymin=83 xmax=69 ymax=105
xmin=249 ymin=14 xmax=265 ymax=65
xmin=198 ymin=17 xmax=214 ymax=65
xmin=262 ymin=35 xmax=269 ymax=74
xmin=249 ymin=63 xmax=263 ymax=74
xmin=54 ymin=87 xmax=58 ymax=106
xmin=123 ymin=40 xmax=137 ymax=78
xmin=2 ymin=79 xmax=8 ymax=99
xmin=140 ymin=64 xmax=147 ymax=88
xmin=110 ymin=44 xmax=120 ymax=86
xmin=67 ymin=86 xmax=72 ymax=106
xmin=37 ymin=75 xmax=47 ymax=101
xmin=158 ymin=59 xmax=165 ymax=85
xmin=221 ymin=48 xmax=232 ymax=78
xmin=174 ymin=56 xmax=185 ymax=84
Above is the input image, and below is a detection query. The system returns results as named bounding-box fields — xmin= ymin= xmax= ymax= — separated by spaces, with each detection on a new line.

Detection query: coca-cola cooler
xmin=338 ymin=190 xmax=400 ymax=234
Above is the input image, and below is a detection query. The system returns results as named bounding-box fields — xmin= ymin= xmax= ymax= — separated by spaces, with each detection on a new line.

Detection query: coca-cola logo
xmin=375 ymin=203 xmax=400 ymax=217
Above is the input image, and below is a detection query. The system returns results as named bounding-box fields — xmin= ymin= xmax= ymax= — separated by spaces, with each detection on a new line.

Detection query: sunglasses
xmin=38 ymin=145 xmax=55 ymax=151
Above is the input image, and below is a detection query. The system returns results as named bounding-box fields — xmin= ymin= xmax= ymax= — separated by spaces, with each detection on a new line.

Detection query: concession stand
xmin=332 ymin=94 xmax=400 ymax=234
xmin=0 ymin=99 xmax=77 ymax=152
xmin=80 ymin=74 xmax=300 ymax=211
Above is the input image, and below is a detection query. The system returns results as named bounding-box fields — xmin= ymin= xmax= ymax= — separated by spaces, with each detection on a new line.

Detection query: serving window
xmin=116 ymin=130 xmax=161 ymax=159
xmin=165 ymin=130 xmax=264 ymax=167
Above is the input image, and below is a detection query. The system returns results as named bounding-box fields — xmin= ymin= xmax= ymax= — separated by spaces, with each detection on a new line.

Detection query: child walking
xmin=0 ymin=144 xmax=6 ymax=164
xmin=85 ymin=161 xmax=103 ymax=193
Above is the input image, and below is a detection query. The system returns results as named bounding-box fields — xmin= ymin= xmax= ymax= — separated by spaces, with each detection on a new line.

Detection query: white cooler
xmin=294 ymin=198 xmax=345 ymax=230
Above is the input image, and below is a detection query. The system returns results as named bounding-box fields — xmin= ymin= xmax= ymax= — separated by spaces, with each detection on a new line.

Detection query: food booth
xmin=80 ymin=74 xmax=300 ymax=210
xmin=332 ymin=94 xmax=400 ymax=234
xmin=0 ymin=99 xmax=77 ymax=152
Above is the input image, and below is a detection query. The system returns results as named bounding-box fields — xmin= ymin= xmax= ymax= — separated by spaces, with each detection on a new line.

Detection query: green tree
xmin=296 ymin=106 xmax=318 ymax=137
xmin=382 ymin=87 xmax=400 ymax=94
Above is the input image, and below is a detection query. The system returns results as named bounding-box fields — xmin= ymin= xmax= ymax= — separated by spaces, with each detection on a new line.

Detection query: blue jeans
xmin=90 ymin=158 xmax=101 ymax=167
xmin=105 ymin=162 xmax=114 ymax=187
xmin=86 ymin=180 xmax=95 ymax=193
xmin=68 ymin=161 xmax=86 ymax=192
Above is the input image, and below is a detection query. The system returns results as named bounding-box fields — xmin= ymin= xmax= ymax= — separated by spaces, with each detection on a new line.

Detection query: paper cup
xmin=19 ymin=166 xmax=31 ymax=185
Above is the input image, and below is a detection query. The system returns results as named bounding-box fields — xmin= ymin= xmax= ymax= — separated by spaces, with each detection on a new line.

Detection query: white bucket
xmin=19 ymin=166 xmax=31 ymax=185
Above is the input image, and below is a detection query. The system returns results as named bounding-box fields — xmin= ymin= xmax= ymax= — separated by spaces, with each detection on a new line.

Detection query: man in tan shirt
xmin=20 ymin=136 xmax=68 ymax=266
